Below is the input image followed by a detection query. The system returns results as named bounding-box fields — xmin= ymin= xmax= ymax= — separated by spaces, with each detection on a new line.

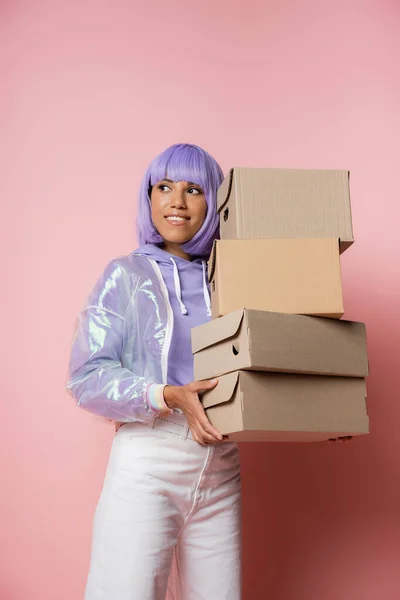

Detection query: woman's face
xmin=151 ymin=179 xmax=207 ymax=257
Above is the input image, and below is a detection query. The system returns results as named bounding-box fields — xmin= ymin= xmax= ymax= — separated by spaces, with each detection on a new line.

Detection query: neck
xmin=161 ymin=242 xmax=191 ymax=261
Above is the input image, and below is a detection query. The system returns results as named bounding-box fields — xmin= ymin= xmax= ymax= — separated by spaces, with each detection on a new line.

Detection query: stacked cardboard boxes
xmin=191 ymin=168 xmax=369 ymax=442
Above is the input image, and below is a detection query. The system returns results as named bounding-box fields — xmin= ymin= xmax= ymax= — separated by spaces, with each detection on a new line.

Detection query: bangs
xmin=149 ymin=145 xmax=210 ymax=192
xmin=137 ymin=143 xmax=223 ymax=257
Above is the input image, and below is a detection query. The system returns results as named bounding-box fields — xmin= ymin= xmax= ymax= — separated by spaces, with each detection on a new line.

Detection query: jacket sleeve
xmin=65 ymin=259 xmax=167 ymax=422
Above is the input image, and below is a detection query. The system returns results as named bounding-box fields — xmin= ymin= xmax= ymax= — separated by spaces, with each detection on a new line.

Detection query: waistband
xmin=120 ymin=412 xmax=194 ymax=440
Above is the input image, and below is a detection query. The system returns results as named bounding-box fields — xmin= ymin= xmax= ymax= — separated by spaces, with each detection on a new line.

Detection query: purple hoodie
xmin=136 ymin=244 xmax=212 ymax=386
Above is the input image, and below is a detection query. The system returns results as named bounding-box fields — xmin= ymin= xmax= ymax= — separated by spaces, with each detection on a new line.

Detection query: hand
xmin=164 ymin=379 xmax=224 ymax=446
xmin=328 ymin=436 xmax=353 ymax=443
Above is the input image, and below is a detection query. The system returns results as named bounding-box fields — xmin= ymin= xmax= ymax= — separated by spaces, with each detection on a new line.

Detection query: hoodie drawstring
xmin=170 ymin=258 xmax=188 ymax=315
xmin=169 ymin=257 xmax=211 ymax=318
xmin=202 ymin=260 xmax=212 ymax=318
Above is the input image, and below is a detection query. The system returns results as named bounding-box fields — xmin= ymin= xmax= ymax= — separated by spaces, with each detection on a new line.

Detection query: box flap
xmin=201 ymin=371 xmax=239 ymax=409
xmin=191 ymin=309 xmax=245 ymax=355
xmin=217 ymin=168 xmax=235 ymax=213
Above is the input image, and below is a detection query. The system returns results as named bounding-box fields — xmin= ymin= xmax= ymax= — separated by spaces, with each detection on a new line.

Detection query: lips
xmin=165 ymin=215 xmax=190 ymax=225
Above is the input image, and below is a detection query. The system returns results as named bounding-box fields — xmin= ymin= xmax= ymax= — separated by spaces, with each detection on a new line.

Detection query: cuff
xmin=146 ymin=384 xmax=173 ymax=414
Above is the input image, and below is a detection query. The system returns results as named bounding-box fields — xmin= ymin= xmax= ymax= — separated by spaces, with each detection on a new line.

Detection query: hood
xmin=134 ymin=243 xmax=205 ymax=265
xmin=134 ymin=244 xmax=211 ymax=317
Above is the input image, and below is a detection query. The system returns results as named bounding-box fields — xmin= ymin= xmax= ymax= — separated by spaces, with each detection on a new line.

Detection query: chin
xmin=158 ymin=228 xmax=195 ymax=245
xmin=162 ymin=234 xmax=192 ymax=245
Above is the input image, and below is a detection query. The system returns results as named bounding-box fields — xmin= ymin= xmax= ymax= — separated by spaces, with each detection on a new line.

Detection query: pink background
xmin=2 ymin=0 xmax=400 ymax=598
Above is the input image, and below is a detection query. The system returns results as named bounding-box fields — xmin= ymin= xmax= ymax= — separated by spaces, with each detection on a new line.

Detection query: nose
xmin=169 ymin=189 xmax=187 ymax=210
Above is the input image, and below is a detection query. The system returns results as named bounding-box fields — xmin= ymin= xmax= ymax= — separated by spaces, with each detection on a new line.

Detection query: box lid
xmin=192 ymin=309 xmax=245 ymax=354
xmin=202 ymin=371 xmax=239 ymax=409
xmin=193 ymin=309 xmax=368 ymax=380
xmin=217 ymin=167 xmax=354 ymax=251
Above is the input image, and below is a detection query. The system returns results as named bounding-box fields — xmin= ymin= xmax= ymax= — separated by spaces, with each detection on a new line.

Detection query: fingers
xmin=192 ymin=429 xmax=220 ymax=445
xmin=182 ymin=380 xmax=223 ymax=445
xmin=202 ymin=419 xmax=223 ymax=441
xmin=328 ymin=436 xmax=353 ymax=443
xmin=191 ymin=422 xmax=223 ymax=445
xmin=196 ymin=405 xmax=223 ymax=441
xmin=191 ymin=378 xmax=219 ymax=393
xmin=189 ymin=416 xmax=223 ymax=445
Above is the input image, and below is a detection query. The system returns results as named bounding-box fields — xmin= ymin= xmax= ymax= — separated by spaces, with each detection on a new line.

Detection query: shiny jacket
xmin=66 ymin=253 xmax=174 ymax=422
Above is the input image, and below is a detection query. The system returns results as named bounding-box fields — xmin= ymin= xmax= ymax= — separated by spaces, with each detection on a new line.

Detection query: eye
xmin=158 ymin=184 xmax=171 ymax=192
xmin=187 ymin=187 xmax=203 ymax=195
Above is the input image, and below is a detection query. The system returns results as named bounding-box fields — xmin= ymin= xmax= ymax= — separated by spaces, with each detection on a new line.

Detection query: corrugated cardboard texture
xmin=218 ymin=168 xmax=354 ymax=253
xmin=192 ymin=309 xmax=369 ymax=380
xmin=209 ymin=238 xmax=344 ymax=319
xmin=202 ymin=371 xmax=369 ymax=442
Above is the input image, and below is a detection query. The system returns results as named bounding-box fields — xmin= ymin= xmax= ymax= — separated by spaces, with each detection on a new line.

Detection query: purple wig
xmin=136 ymin=143 xmax=224 ymax=257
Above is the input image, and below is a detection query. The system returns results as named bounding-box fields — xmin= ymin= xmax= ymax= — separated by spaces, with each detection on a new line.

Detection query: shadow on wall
xmin=240 ymin=288 xmax=400 ymax=600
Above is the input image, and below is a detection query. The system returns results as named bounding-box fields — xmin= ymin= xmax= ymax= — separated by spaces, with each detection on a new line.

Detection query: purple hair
xmin=136 ymin=143 xmax=224 ymax=257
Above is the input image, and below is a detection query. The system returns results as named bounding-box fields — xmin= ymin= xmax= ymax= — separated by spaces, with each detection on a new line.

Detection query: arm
xmin=65 ymin=260 xmax=169 ymax=422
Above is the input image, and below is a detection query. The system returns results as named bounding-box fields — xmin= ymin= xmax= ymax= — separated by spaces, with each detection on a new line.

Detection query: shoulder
xmin=102 ymin=252 xmax=154 ymax=282
xmin=86 ymin=252 xmax=154 ymax=309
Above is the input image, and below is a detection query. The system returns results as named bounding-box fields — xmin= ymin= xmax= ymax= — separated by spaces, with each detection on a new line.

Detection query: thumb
xmin=195 ymin=378 xmax=219 ymax=392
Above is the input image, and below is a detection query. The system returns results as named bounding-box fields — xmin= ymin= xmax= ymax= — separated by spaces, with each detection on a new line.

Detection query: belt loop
xmin=183 ymin=423 xmax=190 ymax=440
xmin=150 ymin=416 xmax=157 ymax=430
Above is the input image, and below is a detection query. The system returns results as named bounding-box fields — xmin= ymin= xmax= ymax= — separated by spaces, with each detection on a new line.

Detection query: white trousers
xmin=84 ymin=415 xmax=242 ymax=600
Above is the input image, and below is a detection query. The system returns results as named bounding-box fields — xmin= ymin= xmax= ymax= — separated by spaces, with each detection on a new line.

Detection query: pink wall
xmin=2 ymin=1 xmax=399 ymax=598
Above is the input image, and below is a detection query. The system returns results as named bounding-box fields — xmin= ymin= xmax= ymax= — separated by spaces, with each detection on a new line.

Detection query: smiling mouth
xmin=165 ymin=216 xmax=190 ymax=224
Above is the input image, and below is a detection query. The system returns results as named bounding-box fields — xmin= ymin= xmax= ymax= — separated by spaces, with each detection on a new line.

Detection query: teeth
xmin=167 ymin=216 xmax=187 ymax=222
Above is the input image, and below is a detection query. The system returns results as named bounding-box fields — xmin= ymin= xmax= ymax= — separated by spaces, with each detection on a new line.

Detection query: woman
xmin=66 ymin=143 xmax=241 ymax=600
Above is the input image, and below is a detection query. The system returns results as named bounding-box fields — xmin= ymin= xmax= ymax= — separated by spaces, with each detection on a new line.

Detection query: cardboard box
xmin=201 ymin=371 xmax=369 ymax=442
xmin=209 ymin=238 xmax=344 ymax=319
xmin=218 ymin=167 xmax=353 ymax=253
xmin=192 ymin=309 xmax=369 ymax=381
